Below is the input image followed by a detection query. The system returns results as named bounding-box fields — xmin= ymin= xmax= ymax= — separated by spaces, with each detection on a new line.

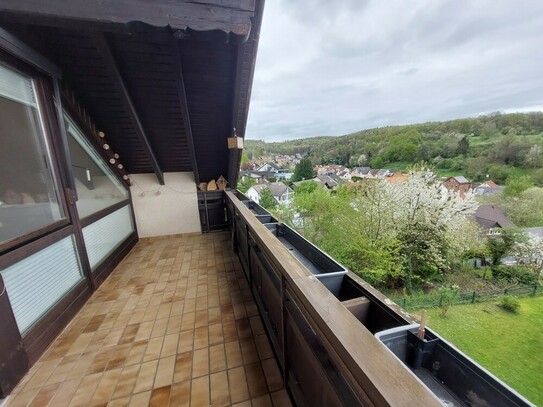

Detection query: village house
xmin=246 ymin=182 xmax=294 ymax=205
xmin=350 ymin=166 xmax=371 ymax=178
xmin=442 ymin=175 xmax=472 ymax=196
xmin=472 ymin=204 xmax=515 ymax=235
xmin=291 ymin=174 xmax=343 ymax=190
xmin=473 ymin=179 xmax=505 ymax=196
xmin=256 ymin=161 xmax=281 ymax=173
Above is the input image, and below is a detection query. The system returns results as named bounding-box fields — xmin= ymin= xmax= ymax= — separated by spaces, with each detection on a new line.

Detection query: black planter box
xmin=375 ymin=324 xmax=534 ymax=407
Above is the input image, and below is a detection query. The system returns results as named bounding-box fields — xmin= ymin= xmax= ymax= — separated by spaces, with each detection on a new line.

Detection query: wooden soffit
xmin=0 ymin=0 xmax=255 ymax=41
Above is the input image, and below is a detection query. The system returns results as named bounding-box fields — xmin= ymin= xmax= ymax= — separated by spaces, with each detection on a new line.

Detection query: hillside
xmin=245 ymin=112 xmax=543 ymax=184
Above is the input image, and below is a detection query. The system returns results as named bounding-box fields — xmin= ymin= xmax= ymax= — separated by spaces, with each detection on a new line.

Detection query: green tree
xmin=241 ymin=153 xmax=250 ymax=164
xmin=457 ymin=136 xmax=469 ymax=156
xmin=504 ymin=175 xmax=533 ymax=197
xmin=259 ymin=187 xmax=277 ymax=210
xmin=370 ymin=155 xmax=384 ymax=168
xmin=486 ymin=229 xmax=518 ymax=267
xmin=294 ymin=181 xmax=319 ymax=194
xmin=237 ymin=177 xmax=255 ymax=193
xmin=291 ymin=157 xmax=314 ymax=182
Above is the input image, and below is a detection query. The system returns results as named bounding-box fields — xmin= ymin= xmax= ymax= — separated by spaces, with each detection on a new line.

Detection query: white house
xmin=256 ymin=162 xmax=281 ymax=173
xmin=247 ymin=182 xmax=294 ymax=205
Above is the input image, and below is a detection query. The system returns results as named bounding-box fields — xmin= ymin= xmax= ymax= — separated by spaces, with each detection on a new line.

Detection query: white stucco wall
xmin=129 ymin=172 xmax=201 ymax=237
xmin=246 ymin=187 xmax=260 ymax=203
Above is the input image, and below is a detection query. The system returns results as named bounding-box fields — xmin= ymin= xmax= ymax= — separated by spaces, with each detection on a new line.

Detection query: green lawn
xmin=423 ymin=296 xmax=543 ymax=405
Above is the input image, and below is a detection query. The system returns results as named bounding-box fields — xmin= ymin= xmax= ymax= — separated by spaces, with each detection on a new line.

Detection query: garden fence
xmin=394 ymin=284 xmax=541 ymax=310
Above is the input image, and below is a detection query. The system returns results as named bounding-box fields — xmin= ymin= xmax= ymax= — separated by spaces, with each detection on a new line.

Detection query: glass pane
xmin=83 ymin=205 xmax=134 ymax=270
xmin=1 ymin=234 xmax=84 ymax=333
xmin=65 ymin=115 xmax=128 ymax=218
xmin=0 ymin=63 xmax=64 ymax=245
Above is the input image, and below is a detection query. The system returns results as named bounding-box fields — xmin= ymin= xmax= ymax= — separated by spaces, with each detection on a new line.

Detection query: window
xmin=64 ymin=115 xmax=128 ymax=218
xmin=0 ymin=234 xmax=84 ymax=333
xmin=0 ymin=63 xmax=64 ymax=245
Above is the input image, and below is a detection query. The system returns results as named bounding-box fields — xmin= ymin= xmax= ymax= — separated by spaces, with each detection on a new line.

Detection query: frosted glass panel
xmin=83 ymin=205 xmax=134 ymax=270
xmin=0 ymin=235 xmax=84 ymax=333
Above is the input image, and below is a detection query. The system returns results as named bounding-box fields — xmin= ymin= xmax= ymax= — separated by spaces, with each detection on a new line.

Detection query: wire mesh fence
xmin=394 ymin=284 xmax=541 ymax=309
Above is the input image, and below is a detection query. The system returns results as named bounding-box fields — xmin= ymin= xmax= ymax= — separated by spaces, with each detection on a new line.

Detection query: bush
xmin=438 ymin=284 xmax=460 ymax=317
xmin=491 ymin=265 xmax=537 ymax=285
xmin=499 ymin=295 xmax=521 ymax=313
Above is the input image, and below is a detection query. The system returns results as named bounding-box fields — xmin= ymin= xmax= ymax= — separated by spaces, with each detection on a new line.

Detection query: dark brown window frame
xmin=0 ymin=28 xmax=139 ymax=392
xmin=0 ymin=52 xmax=72 ymax=255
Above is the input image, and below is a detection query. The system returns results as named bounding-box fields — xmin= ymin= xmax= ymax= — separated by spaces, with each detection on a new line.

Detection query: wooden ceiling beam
xmin=171 ymin=38 xmax=200 ymax=185
xmin=0 ymin=1 xmax=254 ymax=38
xmin=93 ymin=33 xmax=165 ymax=185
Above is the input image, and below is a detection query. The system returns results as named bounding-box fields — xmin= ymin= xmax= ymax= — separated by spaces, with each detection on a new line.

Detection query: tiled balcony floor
xmin=5 ymin=232 xmax=291 ymax=407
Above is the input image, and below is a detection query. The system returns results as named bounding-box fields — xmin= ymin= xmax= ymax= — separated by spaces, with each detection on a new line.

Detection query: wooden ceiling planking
xmin=110 ymin=32 xmax=192 ymax=174
xmin=0 ymin=1 xmax=255 ymax=39
xmin=0 ymin=0 xmax=263 ymax=183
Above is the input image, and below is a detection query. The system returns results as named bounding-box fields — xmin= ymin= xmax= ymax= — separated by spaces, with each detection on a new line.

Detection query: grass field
xmin=421 ymin=296 xmax=543 ymax=405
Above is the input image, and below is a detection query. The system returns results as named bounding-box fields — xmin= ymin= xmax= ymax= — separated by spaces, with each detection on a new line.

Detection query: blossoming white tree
xmin=275 ymin=165 xmax=479 ymax=292
xmin=383 ymin=165 xmax=478 ymax=293
xmin=513 ymin=234 xmax=543 ymax=279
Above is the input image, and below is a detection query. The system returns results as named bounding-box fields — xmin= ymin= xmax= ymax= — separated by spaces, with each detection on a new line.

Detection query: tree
xmin=504 ymin=175 xmax=533 ymax=197
xmin=512 ymin=234 xmax=543 ymax=281
xmin=259 ymin=187 xmax=277 ymax=210
xmin=291 ymin=157 xmax=314 ymax=182
xmin=294 ymin=181 xmax=319 ymax=194
xmin=281 ymin=165 xmax=478 ymax=293
xmin=486 ymin=228 xmax=518 ymax=267
xmin=457 ymin=136 xmax=469 ymax=156
xmin=385 ymin=165 xmax=477 ymax=293
xmin=370 ymin=156 xmax=384 ymax=169
xmin=237 ymin=177 xmax=255 ymax=193
xmin=357 ymin=154 xmax=368 ymax=165
xmin=525 ymin=145 xmax=543 ymax=168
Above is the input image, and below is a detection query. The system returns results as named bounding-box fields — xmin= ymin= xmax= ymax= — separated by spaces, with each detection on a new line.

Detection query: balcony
xmin=4 ymin=232 xmax=291 ymax=407
xmin=0 ymin=2 xmax=535 ymax=406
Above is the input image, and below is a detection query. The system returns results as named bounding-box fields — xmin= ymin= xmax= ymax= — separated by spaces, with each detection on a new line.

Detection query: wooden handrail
xmin=226 ymin=191 xmax=442 ymax=407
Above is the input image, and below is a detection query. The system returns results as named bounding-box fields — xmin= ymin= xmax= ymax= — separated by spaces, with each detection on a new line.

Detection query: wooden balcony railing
xmin=225 ymin=190 xmax=442 ymax=407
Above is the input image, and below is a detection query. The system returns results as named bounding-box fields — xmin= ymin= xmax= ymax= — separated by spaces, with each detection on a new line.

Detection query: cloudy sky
xmin=245 ymin=0 xmax=543 ymax=141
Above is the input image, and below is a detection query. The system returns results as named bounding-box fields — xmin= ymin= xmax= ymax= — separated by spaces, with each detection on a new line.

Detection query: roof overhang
xmin=0 ymin=0 xmax=264 ymax=187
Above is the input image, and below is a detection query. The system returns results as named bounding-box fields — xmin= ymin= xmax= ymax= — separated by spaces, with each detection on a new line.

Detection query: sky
xmin=245 ymin=0 xmax=543 ymax=142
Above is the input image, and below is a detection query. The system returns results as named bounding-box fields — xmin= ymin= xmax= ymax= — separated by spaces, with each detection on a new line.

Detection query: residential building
xmin=442 ymin=175 xmax=472 ymax=196
xmin=351 ymin=166 xmax=371 ymax=178
xmin=473 ymin=180 xmax=505 ymax=196
xmin=256 ymin=162 xmax=281 ymax=173
xmin=246 ymin=182 xmax=294 ymax=205
xmin=472 ymin=204 xmax=515 ymax=234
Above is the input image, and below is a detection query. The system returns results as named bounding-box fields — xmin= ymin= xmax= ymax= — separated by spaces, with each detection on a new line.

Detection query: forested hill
xmin=245 ymin=112 xmax=543 ymax=183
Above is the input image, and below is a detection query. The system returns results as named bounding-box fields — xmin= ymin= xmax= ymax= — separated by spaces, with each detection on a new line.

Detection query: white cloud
xmin=246 ymin=0 xmax=543 ymax=141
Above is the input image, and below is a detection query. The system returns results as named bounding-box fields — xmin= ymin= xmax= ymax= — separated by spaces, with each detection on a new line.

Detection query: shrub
xmin=438 ymin=284 xmax=460 ymax=317
xmin=499 ymin=295 xmax=521 ymax=313
xmin=491 ymin=265 xmax=537 ymax=285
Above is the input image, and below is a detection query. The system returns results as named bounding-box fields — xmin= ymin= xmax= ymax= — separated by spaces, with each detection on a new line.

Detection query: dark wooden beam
xmin=0 ymin=27 xmax=61 ymax=77
xmin=171 ymin=38 xmax=200 ymax=185
xmin=227 ymin=0 xmax=265 ymax=188
xmin=93 ymin=33 xmax=165 ymax=185
xmin=0 ymin=1 xmax=254 ymax=38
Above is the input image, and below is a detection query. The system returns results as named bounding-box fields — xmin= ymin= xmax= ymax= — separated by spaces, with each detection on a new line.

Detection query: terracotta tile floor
xmin=5 ymin=232 xmax=291 ymax=407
